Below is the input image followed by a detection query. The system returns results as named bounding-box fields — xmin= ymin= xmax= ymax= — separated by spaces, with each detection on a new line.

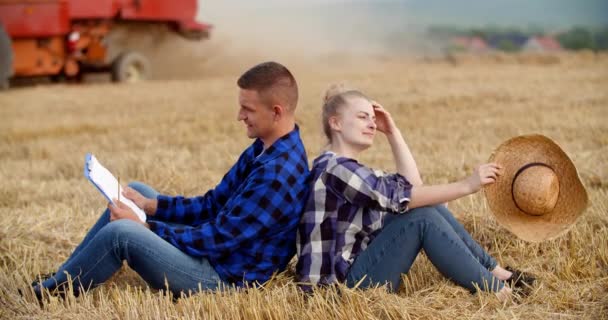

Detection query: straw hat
xmin=484 ymin=134 xmax=588 ymax=242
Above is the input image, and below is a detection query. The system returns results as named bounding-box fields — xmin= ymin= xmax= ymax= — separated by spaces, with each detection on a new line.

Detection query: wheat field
xmin=0 ymin=53 xmax=607 ymax=319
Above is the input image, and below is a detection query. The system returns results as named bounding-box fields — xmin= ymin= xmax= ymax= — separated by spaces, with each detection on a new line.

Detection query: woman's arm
xmin=322 ymin=157 xmax=413 ymax=213
xmin=408 ymin=163 xmax=502 ymax=209
xmin=386 ymin=129 xmax=423 ymax=186
xmin=373 ymin=103 xmax=423 ymax=186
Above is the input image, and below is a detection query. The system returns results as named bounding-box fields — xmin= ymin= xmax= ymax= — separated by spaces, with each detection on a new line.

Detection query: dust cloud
xmin=135 ymin=1 xmax=427 ymax=79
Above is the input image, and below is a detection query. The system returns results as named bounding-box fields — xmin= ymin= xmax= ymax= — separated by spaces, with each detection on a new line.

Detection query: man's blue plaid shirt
xmin=148 ymin=126 xmax=309 ymax=286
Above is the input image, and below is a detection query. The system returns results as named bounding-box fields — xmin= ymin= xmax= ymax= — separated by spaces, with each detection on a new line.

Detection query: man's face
xmin=237 ymin=89 xmax=276 ymax=140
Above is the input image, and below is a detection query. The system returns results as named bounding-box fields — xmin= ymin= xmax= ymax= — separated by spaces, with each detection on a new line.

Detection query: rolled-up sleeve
xmin=322 ymin=158 xmax=412 ymax=213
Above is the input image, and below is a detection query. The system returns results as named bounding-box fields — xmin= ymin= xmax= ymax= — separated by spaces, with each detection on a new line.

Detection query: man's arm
xmin=123 ymin=151 xmax=250 ymax=224
xmin=148 ymin=171 xmax=294 ymax=258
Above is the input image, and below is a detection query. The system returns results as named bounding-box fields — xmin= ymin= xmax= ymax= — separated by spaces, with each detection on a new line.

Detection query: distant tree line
xmin=557 ymin=27 xmax=608 ymax=51
xmin=427 ymin=25 xmax=608 ymax=51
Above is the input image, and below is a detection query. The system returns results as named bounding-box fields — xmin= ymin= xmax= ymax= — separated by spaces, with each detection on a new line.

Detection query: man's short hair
xmin=237 ymin=61 xmax=298 ymax=112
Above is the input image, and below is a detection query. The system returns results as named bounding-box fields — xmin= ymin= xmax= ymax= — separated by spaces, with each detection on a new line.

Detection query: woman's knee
xmin=432 ymin=205 xmax=466 ymax=232
xmin=407 ymin=206 xmax=444 ymax=225
xmin=433 ymin=204 xmax=454 ymax=218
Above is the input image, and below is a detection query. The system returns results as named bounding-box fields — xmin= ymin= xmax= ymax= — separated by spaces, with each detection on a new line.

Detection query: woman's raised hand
xmin=372 ymin=102 xmax=397 ymax=135
xmin=466 ymin=163 xmax=503 ymax=193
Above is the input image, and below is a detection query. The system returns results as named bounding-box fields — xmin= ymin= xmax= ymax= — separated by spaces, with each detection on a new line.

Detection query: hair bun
xmin=323 ymin=83 xmax=352 ymax=103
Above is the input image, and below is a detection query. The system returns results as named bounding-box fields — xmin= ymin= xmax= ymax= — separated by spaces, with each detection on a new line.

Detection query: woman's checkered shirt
xmin=296 ymin=151 xmax=412 ymax=289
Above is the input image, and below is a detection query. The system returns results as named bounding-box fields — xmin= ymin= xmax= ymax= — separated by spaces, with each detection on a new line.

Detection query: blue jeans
xmin=346 ymin=205 xmax=503 ymax=293
xmin=34 ymin=182 xmax=224 ymax=297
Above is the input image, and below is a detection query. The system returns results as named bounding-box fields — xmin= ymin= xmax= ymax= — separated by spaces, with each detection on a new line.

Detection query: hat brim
xmin=484 ymin=134 xmax=588 ymax=242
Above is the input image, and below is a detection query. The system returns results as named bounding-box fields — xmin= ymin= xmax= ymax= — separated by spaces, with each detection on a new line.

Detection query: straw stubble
xmin=0 ymin=53 xmax=606 ymax=319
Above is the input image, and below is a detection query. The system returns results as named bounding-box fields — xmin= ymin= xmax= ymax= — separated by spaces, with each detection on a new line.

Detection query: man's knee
xmin=101 ymin=219 xmax=141 ymax=239
xmin=127 ymin=181 xmax=158 ymax=199
xmin=128 ymin=181 xmax=148 ymax=193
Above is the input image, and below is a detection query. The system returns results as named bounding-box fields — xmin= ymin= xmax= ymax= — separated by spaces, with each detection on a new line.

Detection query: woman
xmin=296 ymin=88 xmax=534 ymax=298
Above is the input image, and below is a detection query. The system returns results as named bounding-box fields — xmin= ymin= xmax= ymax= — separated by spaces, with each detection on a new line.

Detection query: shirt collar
xmin=251 ymin=124 xmax=303 ymax=164
xmin=313 ymin=150 xmax=335 ymax=166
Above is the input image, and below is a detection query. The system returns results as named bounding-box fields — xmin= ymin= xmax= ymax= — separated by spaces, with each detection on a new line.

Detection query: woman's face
xmin=332 ymin=97 xmax=377 ymax=150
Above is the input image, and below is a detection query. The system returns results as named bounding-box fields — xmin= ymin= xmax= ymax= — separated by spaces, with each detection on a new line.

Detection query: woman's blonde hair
xmin=322 ymin=83 xmax=371 ymax=142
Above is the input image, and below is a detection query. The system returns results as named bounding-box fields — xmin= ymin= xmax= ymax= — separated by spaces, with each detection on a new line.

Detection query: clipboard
xmin=84 ymin=153 xmax=147 ymax=222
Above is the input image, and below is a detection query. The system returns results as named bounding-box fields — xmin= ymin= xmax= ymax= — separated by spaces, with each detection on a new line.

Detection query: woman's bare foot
xmin=491 ymin=265 xmax=513 ymax=281
xmin=495 ymin=285 xmax=513 ymax=301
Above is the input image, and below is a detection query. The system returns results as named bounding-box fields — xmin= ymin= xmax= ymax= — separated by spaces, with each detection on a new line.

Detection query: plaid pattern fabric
xmin=148 ymin=126 xmax=309 ymax=286
xmin=296 ymin=151 xmax=412 ymax=288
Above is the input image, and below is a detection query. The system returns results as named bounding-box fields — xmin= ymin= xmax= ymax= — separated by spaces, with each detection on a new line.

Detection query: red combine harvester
xmin=0 ymin=0 xmax=211 ymax=89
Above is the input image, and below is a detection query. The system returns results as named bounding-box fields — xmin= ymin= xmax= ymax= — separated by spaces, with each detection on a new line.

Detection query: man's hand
xmin=466 ymin=163 xmax=502 ymax=193
xmin=108 ymin=200 xmax=149 ymax=228
xmin=122 ymin=186 xmax=157 ymax=216
xmin=372 ymin=102 xmax=397 ymax=136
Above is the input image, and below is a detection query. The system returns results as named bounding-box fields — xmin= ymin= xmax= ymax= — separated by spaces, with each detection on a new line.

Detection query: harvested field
xmin=1 ymin=52 xmax=607 ymax=319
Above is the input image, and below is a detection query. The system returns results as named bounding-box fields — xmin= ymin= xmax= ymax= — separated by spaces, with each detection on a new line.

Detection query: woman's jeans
xmin=34 ymin=182 xmax=224 ymax=297
xmin=346 ymin=205 xmax=504 ymax=293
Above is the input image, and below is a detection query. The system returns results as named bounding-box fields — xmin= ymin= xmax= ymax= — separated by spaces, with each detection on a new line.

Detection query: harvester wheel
xmin=111 ymin=51 xmax=150 ymax=83
xmin=177 ymin=29 xmax=209 ymax=41
xmin=0 ymin=25 xmax=12 ymax=90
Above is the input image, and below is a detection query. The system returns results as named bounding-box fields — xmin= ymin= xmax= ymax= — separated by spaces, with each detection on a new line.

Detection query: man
xmin=32 ymin=61 xmax=310 ymax=299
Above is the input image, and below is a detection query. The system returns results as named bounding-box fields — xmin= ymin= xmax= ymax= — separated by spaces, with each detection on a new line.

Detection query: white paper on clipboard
xmin=84 ymin=153 xmax=146 ymax=222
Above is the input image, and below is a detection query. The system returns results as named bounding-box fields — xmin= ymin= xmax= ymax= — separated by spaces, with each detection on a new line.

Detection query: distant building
xmin=449 ymin=36 xmax=489 ymax=53
xmin=523 ymin=36 xmax=563 ymax=52
xmin=487 ymin=34 xmax=529 ymax=52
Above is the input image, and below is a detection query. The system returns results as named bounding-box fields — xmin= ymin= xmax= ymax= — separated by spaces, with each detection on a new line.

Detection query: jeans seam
xmin=434 ymin=206 xmax=496 ymax=271
xmin=348 ymin=221 xmax=411 ymax=283
xmin=425 ymin=221 xmax=503 ymax=291
xmin=77 ymin=245 xmax=117 ymax=288
xmin=425 ymin=221 xmax=474 ymax=261
xmin=70 ymin=230 xmax=221 ymax=292
xmin=116 ymin=236 xmax=222 ymax=286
